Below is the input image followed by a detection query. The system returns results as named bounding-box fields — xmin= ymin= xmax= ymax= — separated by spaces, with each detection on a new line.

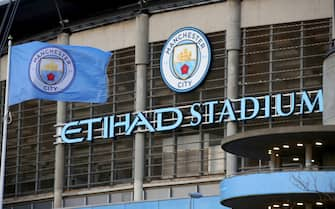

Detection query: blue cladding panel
xmin=220 ymin=171 xmax=335 ymax=201
xmin=193 ymin=196 xmax=227 ymax=209
xmin=125 ymin=202 xmax=158 ymax=209
xmin=159 ymin=198 xmax=188 ymax=209
xmin=75 ymin=196 xmax=230 ymax=209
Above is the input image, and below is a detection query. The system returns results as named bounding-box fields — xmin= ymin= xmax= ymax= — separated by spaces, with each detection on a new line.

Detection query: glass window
xmin=64 ymin=196 xmax=85 ymax=207
xmin=145 ymin=187 xmax=170 ymax=200
xmin=87 ymin=194 xmax=109 ymax=205
xmin=239 ymin=19 xmax=330 ymax=170
xmin=64 ymin=47 xmax=135 ymax=190
xmin=4 ymin=97 xmax=56 ymax=197
xmin=110 ymin=191 xmax=133 ymax=203
xmin=240 ymin=19 xmax=330 ymax=132
xmin=171 ymin=185 xmax=197 ymax=198
xmin=199 ymin=183 xmax=220 ymax=196
xmin=33 ymin=200 xmax=52 ymax=209
xmin=145 ymin=32 xmax=226 ymax=180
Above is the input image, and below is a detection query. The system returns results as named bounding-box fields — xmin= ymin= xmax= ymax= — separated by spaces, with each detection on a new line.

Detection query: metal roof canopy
xmin=0 ymin=0 xmax=223 ymax=44
xmin=0 ymin=0 xmax=138 ymax=42
xmin=221 ymin=125 xmax=335 ymax=160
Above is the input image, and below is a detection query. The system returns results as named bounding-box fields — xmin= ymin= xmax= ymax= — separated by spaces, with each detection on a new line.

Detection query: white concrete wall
xmin=149 ymin=3 xmax=229 ymax=43
xmin=70 ymin=19 xmax=135 ymax=51
xmin=0 ymin=0 xmax=332 ymax=81
xmin=69 ymin=0 xmax=333 ymax=50
xmin=241 ymin=0 xmax=332 ymax=28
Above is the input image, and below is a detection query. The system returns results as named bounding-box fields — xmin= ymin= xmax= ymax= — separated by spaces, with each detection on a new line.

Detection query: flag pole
xmin=0 ymin=35 xmax=12 ymax=209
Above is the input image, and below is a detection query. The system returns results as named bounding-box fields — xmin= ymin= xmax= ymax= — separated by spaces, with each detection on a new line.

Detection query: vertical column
xmin=134 ymin=13 xmax=149 ymax=201
xmin=305 ymin=203 xmax=313 ymax=209
xmin=333 ymin=0 xmax=335 ymax=42
xmin=274 ymin=154 xmax=281 ymax=170
xmin=269 ymin=152 xmax=275 ymax=171
xmin=323 ymin=0 xmax=335 ymax=125
xmin=225 ymin=0 xmax=241 ymax=176
xmin=305 ymin=144 xmax=312 ymax=170
xmin=54 ymin=33 xmax=69 ymax=209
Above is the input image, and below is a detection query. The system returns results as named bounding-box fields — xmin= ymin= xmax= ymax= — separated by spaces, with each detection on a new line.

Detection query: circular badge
xmin=29 ymin=47 xmax=75 ymax=93
xmin=160 ymin=27 xmax=211 ymax=92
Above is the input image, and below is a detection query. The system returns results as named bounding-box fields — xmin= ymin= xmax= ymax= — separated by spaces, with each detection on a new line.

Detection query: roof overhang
xmin=221 ymin=125 xmax=335 ymax=160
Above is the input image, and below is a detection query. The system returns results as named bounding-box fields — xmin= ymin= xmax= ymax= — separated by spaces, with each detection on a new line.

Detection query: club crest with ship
xmin=160 ymin=27 xmax=211 ymax=92
xmin=39 ymin=58 xmax=64 ymax=85
xmin=173 ymin=44 xmax=197 ymax=80
xmin=29 ymin=47 xmax=75 ymax=93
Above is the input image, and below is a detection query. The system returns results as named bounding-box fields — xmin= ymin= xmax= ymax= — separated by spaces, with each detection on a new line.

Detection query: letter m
xmin=300 ymin=89 xmax=323 ymax=114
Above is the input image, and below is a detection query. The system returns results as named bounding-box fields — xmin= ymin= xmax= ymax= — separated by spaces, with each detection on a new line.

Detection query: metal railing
xmin=227 ymin=164 xmax=335 ymax=178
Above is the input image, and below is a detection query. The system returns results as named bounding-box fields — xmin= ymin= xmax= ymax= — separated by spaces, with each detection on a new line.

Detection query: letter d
xmin=156 ymin=107 xmax=183 ymax=131
xmin=240 ymin=97 xmax=260 ymax=120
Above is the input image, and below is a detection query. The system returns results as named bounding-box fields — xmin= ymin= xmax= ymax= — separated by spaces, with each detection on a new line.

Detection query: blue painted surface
xmin=220 ymin=171 xmax=335 ymax=201
xmin=75 ymin=196 xmax=230 ymax=209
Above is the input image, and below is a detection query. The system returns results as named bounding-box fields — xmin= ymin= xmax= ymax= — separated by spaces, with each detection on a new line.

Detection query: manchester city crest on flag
xmin=160 ymin=27 xmax=211 ymax=92
xmin=29 ymin=47 xmax=75 ymax=93
xmin=39 ymin=58 xmax=64 ymax=85
xmin=9 ymin=41 xmax=111 ymax=106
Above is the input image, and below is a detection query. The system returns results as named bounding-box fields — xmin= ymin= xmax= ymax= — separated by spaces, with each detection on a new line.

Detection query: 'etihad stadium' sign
xmin=61 ymin=89 xmax=323 ymax=143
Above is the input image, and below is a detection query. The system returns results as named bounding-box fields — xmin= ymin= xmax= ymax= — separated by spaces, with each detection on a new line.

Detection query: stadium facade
xmin=0 ymin=0 xmax=334 ymax=209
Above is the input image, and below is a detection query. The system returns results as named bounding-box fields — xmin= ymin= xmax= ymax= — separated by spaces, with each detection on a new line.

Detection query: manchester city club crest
xmin=39 ymin=58 xmax=64 ymax=85
xmin=29 ymin=47 xmax=75 ymax=93
xmin=173 ymin=44 xmax=198 ymax=80
xmin=160 ymin=27 xmax=211 ymax=92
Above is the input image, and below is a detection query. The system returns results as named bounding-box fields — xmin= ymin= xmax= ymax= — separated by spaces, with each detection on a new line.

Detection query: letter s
xmin=190 ymin=103 xmax=202 ymax=126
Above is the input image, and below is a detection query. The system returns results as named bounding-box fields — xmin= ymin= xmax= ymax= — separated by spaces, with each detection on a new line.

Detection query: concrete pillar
xmin=53 ymin=33 xmax=69 ymax=209
xmin=332 ymin=0 xmax=335 ymax=41
xmin=323 ymin=0 xmax=335 ymax=124
xmin=269 ymin=152 xmax=275 ymax=171
xmin=305 ymin=144 xmax=312 ymax=169
xmin=323 ymin=49 xmax=335 ymax=124
xmin=305 ymin=203 xmax=313 ymax=209
xmin=225 ymin=0 xmax=241 ymax=176
xmin=274 ymin=154 xmax=281 ymax=169
xmin=323 ymin=50 xmax=335 ymax=125
xmin=134 ymin=13 xmax=149 ymax=201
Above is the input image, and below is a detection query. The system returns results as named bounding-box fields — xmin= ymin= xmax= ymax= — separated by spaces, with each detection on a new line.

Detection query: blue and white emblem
xmin=29 ymin=47 xmax=75 ymax=93
xmin=173 ymin=43 xmax=198 ymax=80
xmin=160 ymin=27 xmax=211 ymax=92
